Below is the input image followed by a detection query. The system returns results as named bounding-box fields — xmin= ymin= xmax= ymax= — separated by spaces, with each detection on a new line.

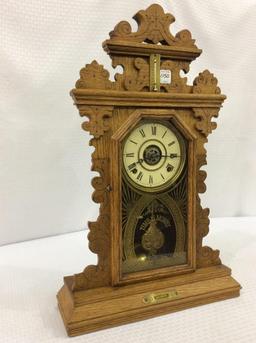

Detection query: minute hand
xmin=161 ymin=154 xmax=180 ymax=158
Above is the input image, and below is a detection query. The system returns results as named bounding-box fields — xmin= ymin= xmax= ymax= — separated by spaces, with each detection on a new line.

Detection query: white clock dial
xmin=122 ymin=121 xmax=186 ymax=192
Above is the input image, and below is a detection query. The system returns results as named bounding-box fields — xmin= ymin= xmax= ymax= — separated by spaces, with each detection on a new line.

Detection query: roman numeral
xmin=129 ymin=139 xmax=138 ymax=145
xmin=168 ymin=141 xmax=175 ymax=147
xmin=128 ymin=163 xmax=137 ymax=171
xmin=139 ymin=129 xmax=146 ymax=138
xmin=166 ymin=163 xmax=174 ymax=172
xmin=151 ymin=125 xmax=157 ymax=135
xmin=149 ymin=175 xmax=153 ymax=185
xmin=162 ymin=130 xmax=167 ymax=138
xmin=137 ymin=172 xmax=143 ymax=181
xmin=126 ymin=153 xmax=135 ymax=158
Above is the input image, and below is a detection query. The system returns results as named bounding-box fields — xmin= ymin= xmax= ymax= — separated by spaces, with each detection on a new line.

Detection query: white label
xmin=160 ymin=70 xmax=171 ymax=84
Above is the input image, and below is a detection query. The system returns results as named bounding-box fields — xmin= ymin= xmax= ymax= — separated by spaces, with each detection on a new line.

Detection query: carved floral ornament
xmin=109 ymin=4 xmax=197 ymax=48
xmin=192 ymin=108 xmax=220 ymax=137
xmin=79 ymin=106 xmax=113 ymax=138
xmin=72 ymin=157 xmax=111 ymax=291
xmin=76 ymin=60 xmax=114 ymax=90
xmin=75 ymin=59 xmax=221 ymax=96
xmin=193 ymin=70 xmax=221 ymax=94
xmin=73 ymin=6 xmax=223 ymax=96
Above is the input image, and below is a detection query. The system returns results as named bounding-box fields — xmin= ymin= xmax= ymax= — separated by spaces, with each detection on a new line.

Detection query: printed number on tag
xmin=160 ymin=70 xmax=171 ymax=84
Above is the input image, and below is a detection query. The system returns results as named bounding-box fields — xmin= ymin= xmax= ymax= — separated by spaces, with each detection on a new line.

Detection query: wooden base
xmin=57 ymin=265 xmax=241 ymax=337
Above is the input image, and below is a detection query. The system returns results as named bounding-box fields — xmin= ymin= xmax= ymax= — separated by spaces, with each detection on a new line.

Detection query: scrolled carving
xmin=197 ymin=154 xmax=207 ymax=194
xmin=197 ymin=246 xmax=221 ymax=267
xmin=193 ymin=108 xmax=220 ymax=137
xmin=196 ymin=147 xmax=221 ymax=268
xmin=110 ymin=20 xmax=132 ymax=38
xmin=76 ymin=60 xmax=113 ymax=90
xmin=197 ymin=205 xmax=210 ymax=239
xmin=90 ymin=158 xmax=110 ymax=208
xmin=124 ymin=57 xmax=149 ymax=91
xmin=109 ymin=4 xmax=198 ymax=48
xmin=80 ymin=106 xmax=113 ymax=139
xmin=175 ymin=29 xmax=196 ymax=47
xmin=193 ymin=70 xmax=221 ymax=94
xmin=196 ymin=199 xmax=221 ymax=268
xmin=160 ymin=60 xmax=191 ymax=93
xmin=72 ymin=158 xmax=111 ymax=291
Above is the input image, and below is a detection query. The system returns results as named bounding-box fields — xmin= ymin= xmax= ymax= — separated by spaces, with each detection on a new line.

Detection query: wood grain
xmin=57 ymin=265 xmax=241 ymax=336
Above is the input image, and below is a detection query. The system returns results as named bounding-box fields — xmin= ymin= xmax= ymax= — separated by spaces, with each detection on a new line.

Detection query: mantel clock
xmin=57 ymin=4 xmax=241 ymax=336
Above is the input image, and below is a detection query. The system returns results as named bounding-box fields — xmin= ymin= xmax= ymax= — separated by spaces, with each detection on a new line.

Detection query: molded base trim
xmin=57 ymin=265 xmax=241 ymax=337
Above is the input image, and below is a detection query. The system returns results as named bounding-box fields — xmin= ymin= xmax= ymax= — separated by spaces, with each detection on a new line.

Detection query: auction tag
xmin=160 ymin=69 xmax=171 ymax=84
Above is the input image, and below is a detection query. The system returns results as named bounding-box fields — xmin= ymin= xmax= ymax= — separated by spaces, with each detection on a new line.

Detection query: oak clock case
xmin=57 ymin=4 xmax=241 ymax=337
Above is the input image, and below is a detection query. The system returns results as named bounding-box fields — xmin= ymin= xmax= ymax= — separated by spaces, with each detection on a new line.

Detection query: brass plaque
xmin=143 ymin=290 xmax=179 ymax=304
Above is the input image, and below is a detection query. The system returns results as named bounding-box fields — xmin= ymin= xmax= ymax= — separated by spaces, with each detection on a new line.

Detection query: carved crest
xmin=109 ymin=4 xmax=197 ymax=48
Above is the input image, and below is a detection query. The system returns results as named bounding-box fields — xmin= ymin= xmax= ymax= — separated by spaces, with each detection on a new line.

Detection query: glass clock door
xmin=121 ymin=119 xmax=189 ymax=276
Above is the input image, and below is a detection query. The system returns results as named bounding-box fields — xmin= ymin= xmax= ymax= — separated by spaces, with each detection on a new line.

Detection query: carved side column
xmin=192 ymin=70 xmax=223 ymax=268
xmin=71 ymin=105 xmax=114 ymax=291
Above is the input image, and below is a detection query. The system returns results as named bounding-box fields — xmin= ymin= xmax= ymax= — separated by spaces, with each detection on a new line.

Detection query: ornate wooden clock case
xmin=57 ymin=4 xmax=241 ymax=336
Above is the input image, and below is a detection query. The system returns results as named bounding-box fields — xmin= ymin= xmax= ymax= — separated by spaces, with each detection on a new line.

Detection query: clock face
xmin=122 ymin=121 xmax=186 ymax=192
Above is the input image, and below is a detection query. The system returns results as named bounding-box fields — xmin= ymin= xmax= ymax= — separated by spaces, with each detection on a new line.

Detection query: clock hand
xmin=145 ymin=151 xmax=180 ymax=159
xmin=136 ymin=158 xmax=144 ymax=164
xmin=160 ymin=154 xmax=181 ymax=158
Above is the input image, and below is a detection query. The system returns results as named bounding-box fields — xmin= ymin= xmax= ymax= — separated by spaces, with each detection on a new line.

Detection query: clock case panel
xmin=111 ymin=109 xmax=197 ymax=285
